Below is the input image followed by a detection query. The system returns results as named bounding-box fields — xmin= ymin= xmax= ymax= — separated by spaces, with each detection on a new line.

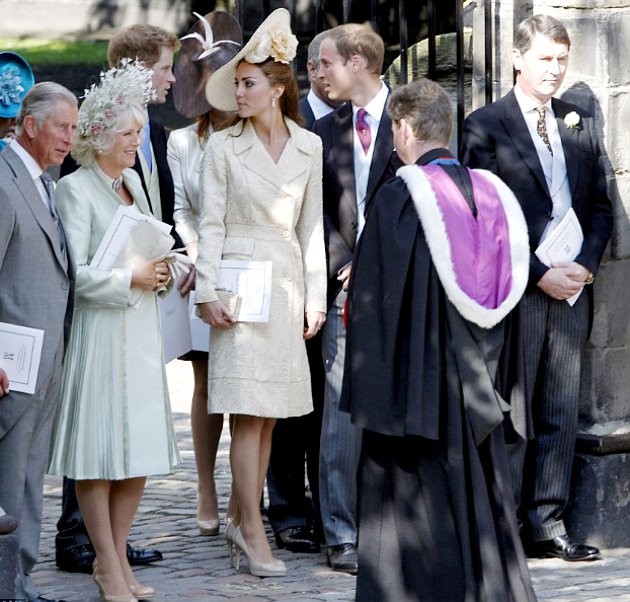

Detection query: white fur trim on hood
xmin=398 ymin=164 xmax=529 ymax=329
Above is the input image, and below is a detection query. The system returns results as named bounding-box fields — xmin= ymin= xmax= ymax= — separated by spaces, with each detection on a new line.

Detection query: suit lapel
xmin=299 ymin=96 xmax=316 ymax=130
xmin=366 ymin=109 xmax=394 ymax=204
xmin=553 ymin=99 xmax=580 ymax=198
xmin=331 ymin=104 xmax=357 ymax=222
xmin=500 ymin=91 xmax=550 ymax=198
xmin=4 ymin=149 xmax=68 ymax=270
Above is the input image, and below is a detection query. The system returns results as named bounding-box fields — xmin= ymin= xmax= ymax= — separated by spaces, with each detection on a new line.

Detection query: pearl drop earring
xmin=272 ymin=97 xmax=276 ymax=109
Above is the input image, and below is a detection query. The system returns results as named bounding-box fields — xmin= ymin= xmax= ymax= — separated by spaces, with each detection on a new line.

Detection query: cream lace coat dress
xmin=196 ymin=118 xmax=326 ymax=418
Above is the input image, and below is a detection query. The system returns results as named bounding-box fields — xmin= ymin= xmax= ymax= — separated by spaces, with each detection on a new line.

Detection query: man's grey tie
xmin=536 ymin=106 xmax=553 ymax=155
xmin=40 ymin=171 xmax=66 ymax=255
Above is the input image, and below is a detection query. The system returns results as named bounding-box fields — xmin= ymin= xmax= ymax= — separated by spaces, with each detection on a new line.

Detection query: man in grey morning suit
xmin=313 ymin=23 xmax=400 ymax=573
xmin=0 ymin=82 xmax=77 ymax=602
xmin=461 ymin=14 xmax=613 ymax=561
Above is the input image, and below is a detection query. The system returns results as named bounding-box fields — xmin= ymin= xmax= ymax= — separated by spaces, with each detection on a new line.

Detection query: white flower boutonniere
xmin=564 ymin=111 xmax=582 ymax=130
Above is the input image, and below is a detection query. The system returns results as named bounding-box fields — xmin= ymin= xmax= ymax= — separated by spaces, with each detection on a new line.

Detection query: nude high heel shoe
xmin=92 ymin=570 xmax=135 ymax=602
xmin=225 ymin=517 xmax=237 ymax=567
xmin=232 ymin=526 xmax=287 ymax=577
xmin=197 ymin=518 xmax=220 ymax=536
xmin=128 ymin=583 xmax=156 ymax=600
xmin=197 ymin=495 xmax=220 ymax=535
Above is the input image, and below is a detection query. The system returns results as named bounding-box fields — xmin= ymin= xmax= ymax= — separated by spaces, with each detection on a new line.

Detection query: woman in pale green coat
xmin=49 ymin=62 xmax=179 ymax=602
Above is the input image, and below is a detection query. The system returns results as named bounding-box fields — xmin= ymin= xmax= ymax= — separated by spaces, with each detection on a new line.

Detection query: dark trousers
xmin=508 ymin=287 xmax=589 ymax=542
xmin=56 ymin=477 xmax=90 ymax=554
xmin=266 ymin=332 xmax=325 ymax=536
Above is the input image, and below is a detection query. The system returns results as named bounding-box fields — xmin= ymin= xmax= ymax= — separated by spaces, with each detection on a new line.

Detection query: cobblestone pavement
xmin=32 ymin=360 xmax=630 ymax=601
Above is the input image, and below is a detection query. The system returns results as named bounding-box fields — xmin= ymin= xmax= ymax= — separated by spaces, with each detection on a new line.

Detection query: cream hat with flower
xmin=204 ymin=8 xmax=298 ymax=112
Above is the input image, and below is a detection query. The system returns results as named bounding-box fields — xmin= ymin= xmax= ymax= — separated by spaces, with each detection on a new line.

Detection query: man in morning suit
xmin=461 ymin=14 xmax=613 ymax=562
xmin=266 ymin=30 xmax=344 ymax=554
xmin=55 ymin=24 xmax=181 ymax=574
xmin=0 ymin=82 xmax=77 ymax=602
xmin=312 ymin=23 xmax=400 ymax=573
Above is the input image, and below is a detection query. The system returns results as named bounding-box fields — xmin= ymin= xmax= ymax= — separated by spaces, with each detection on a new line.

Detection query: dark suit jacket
xmin=313 ymin=99 xmax=400 ymax=306
xmin=461 ymin=89 xmax=612 ymax=287
xmin=299 ymin=96 xmax=316 ymax=131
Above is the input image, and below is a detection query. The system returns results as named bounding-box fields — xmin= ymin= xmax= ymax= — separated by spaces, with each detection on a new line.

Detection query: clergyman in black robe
xmin=340 ymin=79 xmax=537 ymax=601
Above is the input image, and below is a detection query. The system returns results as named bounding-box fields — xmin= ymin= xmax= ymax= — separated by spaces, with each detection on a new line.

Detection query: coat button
xmin=283 ymin=231 xmax=289 ymax=238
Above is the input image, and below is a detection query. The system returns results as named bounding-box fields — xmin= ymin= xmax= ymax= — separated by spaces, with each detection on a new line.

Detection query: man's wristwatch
xmin=585 ymin=271 xmax=595 ymax=285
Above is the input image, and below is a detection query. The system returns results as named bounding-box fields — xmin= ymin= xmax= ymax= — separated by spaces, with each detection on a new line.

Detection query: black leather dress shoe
xmin=127 ymin=542 xmax=163 ymax=565
xmin=0 ymin=513 xmax=18 ymax=534
xmin=275 ymin=526 xmax=320 ymax=553
xmin=30 ymin=596 xmax=67 ymax=602
xmin=525 ymin=534 xmax=601 ymax=562
xmin=55 ymin=543 xmax=95 ymax=574
xmin=57 ymin=542 xmax=163 ymax=573
xmin=327 ymin=542 xmax=358 ymax=574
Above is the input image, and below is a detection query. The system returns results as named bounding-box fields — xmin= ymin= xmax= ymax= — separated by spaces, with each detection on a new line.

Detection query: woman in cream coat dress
xmin=196 ymin=8 xmax=326 ymax=578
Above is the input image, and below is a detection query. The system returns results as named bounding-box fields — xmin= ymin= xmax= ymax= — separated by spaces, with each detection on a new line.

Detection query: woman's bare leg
xmin=190 ymin=360 xmax=223 ymax=523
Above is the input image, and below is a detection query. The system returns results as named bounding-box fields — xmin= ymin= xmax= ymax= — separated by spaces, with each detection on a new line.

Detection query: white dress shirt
xmin=307 ymin=89 xmax=335 ymax=121
xmin=352 ymin=82 xmax=389 ymax=237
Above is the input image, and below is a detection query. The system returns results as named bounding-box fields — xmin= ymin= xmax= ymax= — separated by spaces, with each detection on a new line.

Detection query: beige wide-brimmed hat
xmin=173 ymin=11 xmax=243 ymax=118
xmin=204 ymin=8 xmax=298 ymax=112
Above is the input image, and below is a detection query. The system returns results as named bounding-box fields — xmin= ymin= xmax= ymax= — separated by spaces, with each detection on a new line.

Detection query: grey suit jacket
xmin=0 ymin=146 xmax=75 ymax=436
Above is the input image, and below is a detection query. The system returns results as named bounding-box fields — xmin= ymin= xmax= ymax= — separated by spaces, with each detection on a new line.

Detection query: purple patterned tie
xmin=356 ymin=108 xmax=371 ymax=155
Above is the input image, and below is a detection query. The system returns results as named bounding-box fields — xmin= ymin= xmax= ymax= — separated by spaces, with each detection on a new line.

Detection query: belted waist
xmin=226 ymin=223 xmax=294 ymax=242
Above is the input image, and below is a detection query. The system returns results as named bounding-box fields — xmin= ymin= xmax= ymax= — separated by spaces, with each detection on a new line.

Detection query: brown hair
xmin=108 ymin=25 xmax=180 ymax=68
xmin=257 ymin=58 xmax=303 ymax=126
xmin=323 ymin=23 xmax=384 ymax=75
xmin=387 ymin=79 xmax=453 ymax=146
xmin=514 ymin=14 xmax=571 ymax=54
xmin=197 ymin=109 xmax=239 ymax=142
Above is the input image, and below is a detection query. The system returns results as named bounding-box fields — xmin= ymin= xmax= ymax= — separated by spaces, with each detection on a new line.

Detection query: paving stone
xmin=25 ymin=360 xmax=630 ymax=602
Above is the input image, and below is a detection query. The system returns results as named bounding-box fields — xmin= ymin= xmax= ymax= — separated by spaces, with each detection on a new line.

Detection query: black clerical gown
xmin=341 ymin=150 xmax=536 ymax=602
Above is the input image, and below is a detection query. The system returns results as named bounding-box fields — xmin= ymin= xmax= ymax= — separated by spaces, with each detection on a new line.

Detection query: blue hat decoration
xmin=0 ymin=51 xmax=35 ymax=119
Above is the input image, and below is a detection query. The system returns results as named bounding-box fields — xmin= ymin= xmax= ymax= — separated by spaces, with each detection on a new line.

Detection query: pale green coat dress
xmin=48 ymin=166 xmax=180 ymax=480
xmin=196 ymin=118 xmax=327 ymax=418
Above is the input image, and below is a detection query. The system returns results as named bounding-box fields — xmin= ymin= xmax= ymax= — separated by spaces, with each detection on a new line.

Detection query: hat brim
xmin=0 ymin=52 xmax=35 ymax=119
xmin=173 ymin=11 xmax=243 ymax=118
xmin=204 ymin=8 xmax=292 ymax=113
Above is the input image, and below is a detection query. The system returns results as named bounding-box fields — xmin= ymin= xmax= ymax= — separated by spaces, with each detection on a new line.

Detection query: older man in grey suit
xmin=0 ymin=82 xmax=77 ymax=602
